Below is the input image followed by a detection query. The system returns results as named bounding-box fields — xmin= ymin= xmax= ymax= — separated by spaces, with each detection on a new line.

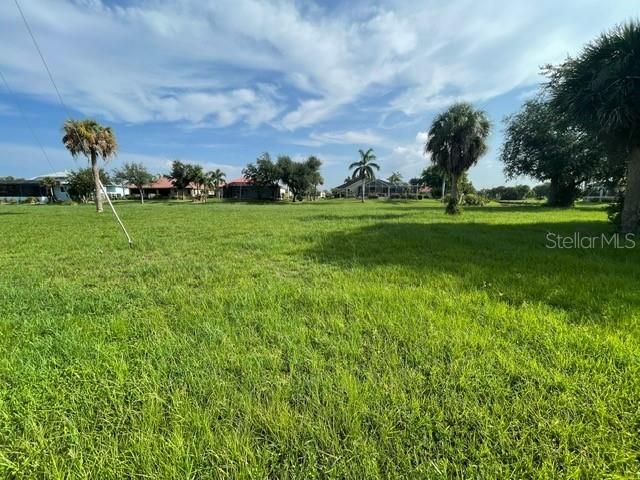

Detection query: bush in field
xmin=462 ymin=194 xmax=487 ymax=206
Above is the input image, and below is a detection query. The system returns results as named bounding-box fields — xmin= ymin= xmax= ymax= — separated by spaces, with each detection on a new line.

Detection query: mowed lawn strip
xmin=0 ymin=200 xmax=638 ymax=478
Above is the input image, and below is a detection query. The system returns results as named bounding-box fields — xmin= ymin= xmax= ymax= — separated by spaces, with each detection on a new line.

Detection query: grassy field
xmin=0 ymin=199 xmax=638 ymax=479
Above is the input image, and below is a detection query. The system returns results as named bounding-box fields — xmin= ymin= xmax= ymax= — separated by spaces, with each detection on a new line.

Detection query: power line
xmin=13 ymin=0 xmax=72 ymax=119
xmin=0 ymin=68 xmax=56 ymax=173
xmin=13 ymin=0 xmax=134 ymax=247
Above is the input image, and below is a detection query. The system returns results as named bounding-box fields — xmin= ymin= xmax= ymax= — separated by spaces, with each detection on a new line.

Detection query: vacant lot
xmin=0 ymin=200 xmax=638 ymax=478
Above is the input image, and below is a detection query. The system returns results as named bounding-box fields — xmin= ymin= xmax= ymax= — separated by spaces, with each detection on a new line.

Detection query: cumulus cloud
xmin=292 ymin=129 xmax=385 ymax=147
xmin=0 ymin=0 xmax=636 ymax=133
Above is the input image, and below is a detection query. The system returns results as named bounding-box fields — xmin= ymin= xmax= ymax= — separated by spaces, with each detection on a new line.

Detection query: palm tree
xmin=547 ymin=20 xmax=640 ymax=233
xmin=41 ymin=176 xmax=57 ymax=203
xmin=349 ymin=148 xmax=380 ymax=202
xmin=207 ymin=169 xmax=226 ymax=198
xmin=388 ymin=171 xmax=403 ymax=185
xmin=62 ymin=119 xmax=118 ymax=213
xmin=425 ymin=103 xmax=490 ymax=214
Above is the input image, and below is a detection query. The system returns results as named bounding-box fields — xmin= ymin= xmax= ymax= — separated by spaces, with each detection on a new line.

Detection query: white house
xmin=31 ymin=171 xmax=129 ymax=201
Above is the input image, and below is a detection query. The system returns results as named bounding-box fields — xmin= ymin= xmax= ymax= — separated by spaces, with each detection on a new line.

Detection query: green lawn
xmin=0 ymin=200 xmax=638 ymax=478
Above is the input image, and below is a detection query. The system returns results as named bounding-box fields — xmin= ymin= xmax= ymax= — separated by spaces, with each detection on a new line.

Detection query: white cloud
xmin=292 ymin=129 xmax=385 ymax=147
xmin=0 ymin=0 xmax=637 ymax=132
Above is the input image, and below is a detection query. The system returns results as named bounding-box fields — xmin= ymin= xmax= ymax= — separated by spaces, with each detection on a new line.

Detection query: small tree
xmin=188 ymin=164 xmax=205 ymax=201
xmin=113 ymin=162 xmax=152 ymax=204
xmin=62 ymin=119 xmax=118 ymax=213
xmin=349 ymin=148 xmax=380 ymax=202
xmin=67 ymin=168 xmax=109 ymax=203
xmin=168 ymin=160 xmax=192 ymax=200
xmin=425 ymin=103 xmax=491 ymax=214
xmin=40 ymin=176 xmax=57 ymax=203
xmin=388 ymin=171 xmax=403 ymax=185
xmin=207 ymin=169 xmax=226 ymax=198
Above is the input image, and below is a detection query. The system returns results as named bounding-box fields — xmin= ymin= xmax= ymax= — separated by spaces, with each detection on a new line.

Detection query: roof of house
xmin=334 ymin=177 xmax=394 ymax=190
xmin=30 ymin=171 xmax=71 ymax=180
xmin=146 ymin=176 xmax=174 ymax=189
xmin=225 ymin=177 xmax=253 ymax=186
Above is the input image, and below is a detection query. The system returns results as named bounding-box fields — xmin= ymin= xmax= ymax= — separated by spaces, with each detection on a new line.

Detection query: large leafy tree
xmin=501 ymin=98 xmax=607 ymax=206
xmin=546 ymin=21 xmax=640 ymax=231
xmin=243 ymin=153 xmax=281 ymax=185
xmin=349 ymin=148 xmax=380 ymax=202
xmin=242 ymin=153 xmax=282 ymax=200
xmin=62 ymin=119 xmax=118 ymax=213
xmin=277 ymin=155 xmax=323 ymax=201
xmin=425 ymin=103 xmax=490 ymax=214
xmin=113 ymin=162 xmax=153 ymax=204
xmin=66 ymin=168 xmax=109 ymax=203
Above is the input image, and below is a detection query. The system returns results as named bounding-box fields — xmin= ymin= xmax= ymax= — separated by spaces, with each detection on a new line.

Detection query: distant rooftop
xmin=30 ymin=171 xmax=71 ymax=180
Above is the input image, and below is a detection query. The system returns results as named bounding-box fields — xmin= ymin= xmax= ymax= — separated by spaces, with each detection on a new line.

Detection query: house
xmin=129 ymin=176 xmax=176 ymax=199
xmin=0 ymin=179 xmax=49 ymax=203
xmin=31 ymin=171 xmax=72 ymax=202
xmin=334 ymin=178 xmax=418 ymax=198
xmin=222 ymin=177 xmax=288 ymax=200
xmin=31 ymin=171 xmax=129 ymax=201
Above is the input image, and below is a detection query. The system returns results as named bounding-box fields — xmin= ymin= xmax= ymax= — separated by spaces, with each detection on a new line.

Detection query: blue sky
xmin=0 ymin=0 xmax=638 ymax=188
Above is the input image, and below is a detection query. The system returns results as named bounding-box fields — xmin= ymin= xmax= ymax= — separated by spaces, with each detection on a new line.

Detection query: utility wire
xmin=13 ymin=0 xmax=73 ymax=119
xmin=13 ymin=0 xmax=134 ymax=247
xmin=0 ymin=69 xmax=56 ymax=173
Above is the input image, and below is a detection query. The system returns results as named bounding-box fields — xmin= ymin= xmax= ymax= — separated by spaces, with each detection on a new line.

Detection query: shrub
xmin=607 ymin=193 xmax=624 ymax=230
xmin=23 ymin=197 xmax=39 ymax=205
xmin=462 ymin=193 xmax=487 ymax=206
xmin=367 ymin=193 xmax=379 ymax=199
xmin=390 ymin=193 xmax=402 ymax=200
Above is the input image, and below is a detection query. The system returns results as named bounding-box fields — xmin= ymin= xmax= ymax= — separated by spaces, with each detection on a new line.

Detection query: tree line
xmin=241 ymin=153 xmax=323 ymax=201
xmin=404 ymin=20 xmax=639 ymax=231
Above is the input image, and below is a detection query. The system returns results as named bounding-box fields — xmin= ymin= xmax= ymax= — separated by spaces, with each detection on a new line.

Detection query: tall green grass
xmin=0 ymin=200 xmax=638 ymax=478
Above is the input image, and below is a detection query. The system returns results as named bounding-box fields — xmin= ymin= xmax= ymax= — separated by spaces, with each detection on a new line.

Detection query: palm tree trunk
xmin=451 ymin=173 xmax=458 ymax=202
xmin=362 ymin=179 xmax=365 ymax=203
xmin=446 ymin=172 xmax=459 ymax=214
xmin=91 ymin=151 xmax=103 ymax=213
xmin=621 ymin=146 xmax=640 ymax=233
xmin=140 ymin=184 xmax=144 ymax=205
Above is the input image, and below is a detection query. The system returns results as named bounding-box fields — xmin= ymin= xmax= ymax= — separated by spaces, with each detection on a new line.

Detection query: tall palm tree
xmin=349 ymin=148 xmax=380 ymax=202
xmin=425 ymin=103 xmax=490 ymax=214
xmin=62 ymin=119 xmax=118 ymax=213
xmin=547 ymin=20 xmax=640 ymax=233
xmin=207 ymin=169 xmax=226 ymax=198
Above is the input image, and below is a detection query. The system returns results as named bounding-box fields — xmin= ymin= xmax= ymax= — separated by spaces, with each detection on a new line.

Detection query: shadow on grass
xmin=308 ymin=220 xmax=639 ymax=323
xmin=0 ymin=211 xmax=24 ymax=215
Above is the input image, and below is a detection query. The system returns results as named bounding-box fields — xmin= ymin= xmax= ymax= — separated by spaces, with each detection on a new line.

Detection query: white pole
xmin=441 ymin=177 xmax=446 ymax=202
xmin=98 ymin=179 xmax=133 ymax=248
